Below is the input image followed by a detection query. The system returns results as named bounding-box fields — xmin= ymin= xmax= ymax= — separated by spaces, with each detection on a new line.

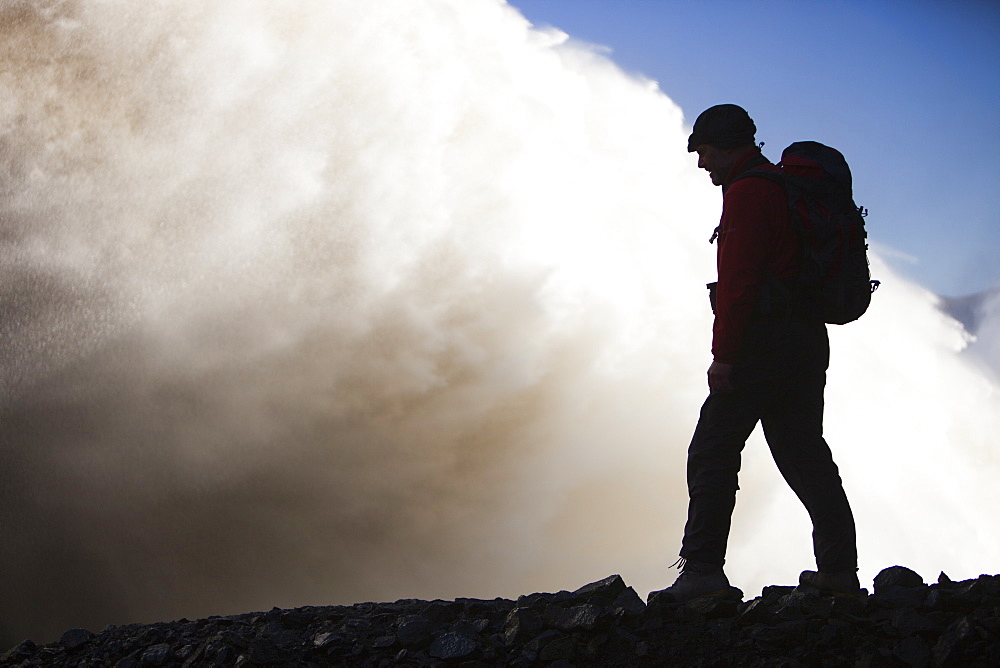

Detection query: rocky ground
xmin=3 ymin=566 xmax=998 ymax=666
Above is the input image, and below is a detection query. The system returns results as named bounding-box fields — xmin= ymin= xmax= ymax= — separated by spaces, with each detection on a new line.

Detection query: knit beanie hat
xmin=686 ymin=104 xmax=757 ymax=152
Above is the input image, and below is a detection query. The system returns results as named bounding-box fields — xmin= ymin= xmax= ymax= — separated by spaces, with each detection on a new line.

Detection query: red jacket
xmin=712 ymin=151 xmax=799 ymax=364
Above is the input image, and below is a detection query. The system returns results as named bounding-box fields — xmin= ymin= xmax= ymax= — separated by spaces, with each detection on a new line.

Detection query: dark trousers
xmin=679 ymin=318 xmax=857 ymax=572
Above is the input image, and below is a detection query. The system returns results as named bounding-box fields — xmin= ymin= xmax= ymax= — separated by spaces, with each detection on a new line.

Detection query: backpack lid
xmin=780 ymin=141 xmax=853 ymax=197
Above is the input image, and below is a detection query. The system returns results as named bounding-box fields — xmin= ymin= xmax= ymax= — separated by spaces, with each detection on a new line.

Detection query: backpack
xmin=737 ymin=141 xmax=880 ymax=325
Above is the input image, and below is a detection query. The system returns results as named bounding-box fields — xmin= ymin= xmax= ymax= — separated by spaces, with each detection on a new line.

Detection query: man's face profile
xmin=694 ymin=145 xmax=732 ymax=187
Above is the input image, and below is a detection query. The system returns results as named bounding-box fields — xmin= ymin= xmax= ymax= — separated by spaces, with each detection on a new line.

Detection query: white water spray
xmin=2 ymin=0 xmax=998 ymax=646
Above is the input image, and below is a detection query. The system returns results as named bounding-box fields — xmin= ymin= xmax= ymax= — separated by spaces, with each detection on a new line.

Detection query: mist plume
xmin=2 ymin=0 xmax=998 ymax=647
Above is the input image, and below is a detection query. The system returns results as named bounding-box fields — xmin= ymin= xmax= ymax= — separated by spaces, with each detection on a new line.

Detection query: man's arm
xmin=711 ymin=178 xmax=788 ymax=365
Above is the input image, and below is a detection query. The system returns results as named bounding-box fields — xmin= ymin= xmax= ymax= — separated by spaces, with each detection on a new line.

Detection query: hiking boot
xmin=657 ymin=560 xmax=732 ymax=603
xmin=798 ymin=569 xmax=862 ymax=597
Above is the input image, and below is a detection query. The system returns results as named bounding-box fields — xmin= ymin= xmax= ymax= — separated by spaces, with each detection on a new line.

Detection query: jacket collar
xmin=722 ymin=148 xmax=770 ymax=193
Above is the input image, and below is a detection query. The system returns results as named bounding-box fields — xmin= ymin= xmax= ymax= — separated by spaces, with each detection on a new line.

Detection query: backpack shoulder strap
xmin=730 ymin=164 xmax=791 ymax=200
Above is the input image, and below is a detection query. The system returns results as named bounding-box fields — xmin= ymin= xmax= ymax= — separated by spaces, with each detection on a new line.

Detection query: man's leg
xmin=761 ymin=369 xmax=857 ymax=573
xmin=680 ymin=390 xmax=762 ymax=566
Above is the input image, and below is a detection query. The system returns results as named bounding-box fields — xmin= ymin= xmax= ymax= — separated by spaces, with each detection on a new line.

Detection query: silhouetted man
xmin=661 ymin=104 xmax=859 ymax=601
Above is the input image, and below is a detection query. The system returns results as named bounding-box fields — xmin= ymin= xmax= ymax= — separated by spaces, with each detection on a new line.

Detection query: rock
xmin=873 ymin=566 xmax=925 ymax=592
xmin=428 ymin=631 xmax=477 ymax=660
xmin=881 ymin=607 xmax=936 ymax=636
xmin=544 ymin=604 xmax=601 ymax=632
xmin=0 ymin=640 xmax=37 ymax=663
xmin=502 ymin=607 xmax=542 ymax=645
xmin=872 ymin=584 xmax=926 ymax=609
xmin=687 ymin=593 xmax=741 ymax=619
xmin=538 ymin=634 xmax=577 ymax=662
xmin=139 ymin=643 xmax=171 ymax=666
xmin=58 ymin=628 xmax=95 ymax=650
xmin=571 ymin=574 xmax=628 ymax=605
xmin=612 ymin=587 xmax=646 ymax=616
xmin=737 ymin=597 xmax=776 ymax=625
xmin=311 ymin=631 xmax=338 ymax=648
xmin=395 ymin=615 xmax=432 ymax=646
xmin=932 ymin=616 xmax=975 ymax=664
xmin=644 ymin=587 xmax=676 ymax=614
xmin=952 ymin=578 xmax=990 ymax=607
xmin=419 ymin=601 xmax=461 ymax=625
xmin=775 ymin=589 xmax=832 ymax=620
xmin=516 ymin=590 xmax=573 ymax=610
xmin=894 ymin=635 xmax=931 ymax=668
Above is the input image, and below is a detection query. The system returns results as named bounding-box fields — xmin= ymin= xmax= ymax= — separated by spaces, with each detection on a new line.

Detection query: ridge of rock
xmin=3 ymin=567 xmax=999 ymax=666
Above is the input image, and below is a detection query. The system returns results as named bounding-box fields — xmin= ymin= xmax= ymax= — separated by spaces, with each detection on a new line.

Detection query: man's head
xmin=687 ymin=104 xmax=757 ymax=186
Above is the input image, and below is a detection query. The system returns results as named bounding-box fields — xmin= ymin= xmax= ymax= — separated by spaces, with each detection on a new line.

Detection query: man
xmin=662 ymin=104 xmax=859 ymax=601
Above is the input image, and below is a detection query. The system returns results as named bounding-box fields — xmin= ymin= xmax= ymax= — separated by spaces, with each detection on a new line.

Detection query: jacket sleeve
xmin=711 ymin=177 xmax=790 ymax=364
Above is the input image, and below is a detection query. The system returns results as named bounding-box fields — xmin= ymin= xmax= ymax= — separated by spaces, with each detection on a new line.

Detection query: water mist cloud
xmin=956 ymin=287 xmax=1000 ymax=380
xmin=1 ymin=0 xmax=998 ymax=647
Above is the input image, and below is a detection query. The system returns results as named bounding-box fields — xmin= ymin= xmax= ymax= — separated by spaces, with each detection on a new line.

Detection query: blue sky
xmin=511 ymin=0 xmax=1000 ymax=297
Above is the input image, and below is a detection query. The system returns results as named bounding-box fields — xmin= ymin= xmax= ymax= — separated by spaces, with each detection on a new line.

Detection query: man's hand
xmin=708 ymin=361 xmax=734 ymax=394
